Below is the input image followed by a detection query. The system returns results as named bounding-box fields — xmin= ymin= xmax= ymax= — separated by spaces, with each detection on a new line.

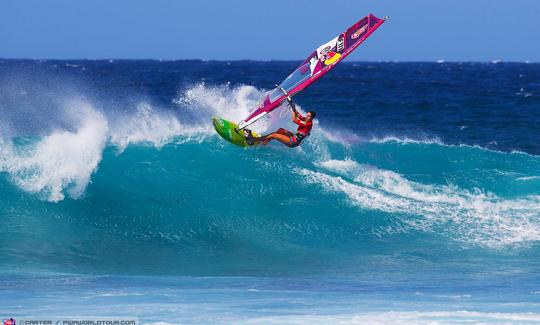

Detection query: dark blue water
xmin=1 ymin=59 xmax=540 ymax=323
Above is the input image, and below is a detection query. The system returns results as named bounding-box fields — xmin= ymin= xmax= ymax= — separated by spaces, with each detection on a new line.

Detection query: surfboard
xmin=212 ymin=117 xmax=260 ymax=147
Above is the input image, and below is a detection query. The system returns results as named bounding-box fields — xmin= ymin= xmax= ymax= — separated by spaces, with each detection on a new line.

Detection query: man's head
xmin=306 ymin=111 xmax=316 ymax=121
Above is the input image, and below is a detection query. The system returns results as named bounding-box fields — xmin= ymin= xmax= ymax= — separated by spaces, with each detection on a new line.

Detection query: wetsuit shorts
xmin=289 ymin=132 xmax=307 ymax=148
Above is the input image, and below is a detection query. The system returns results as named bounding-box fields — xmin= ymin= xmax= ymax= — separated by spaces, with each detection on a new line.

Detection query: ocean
xmin=1 ymin=59 xmax=539 ymax=324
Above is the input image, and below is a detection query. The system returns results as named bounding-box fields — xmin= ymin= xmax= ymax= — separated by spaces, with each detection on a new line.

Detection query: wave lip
xmin=369 ymin=135 xmax=540 ymax=157
xmin=0 ymin=82 xmax=270 ymax=202
xmin=109 ymin=103 xmax=184 ymax=152
xmin=304 ymin=158 xmax=540 ymax=248
xmin=368 ymin=135 xmax=444 ymax=146
xmin=1 ymin=101 xmax=108 ymax=201
xmin=0 ymin=100 xmax=196 ymax=201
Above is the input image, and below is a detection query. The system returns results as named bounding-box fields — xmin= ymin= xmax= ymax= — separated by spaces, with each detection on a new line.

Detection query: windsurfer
xmin=245 ymin=97 xmax=315 ymax=148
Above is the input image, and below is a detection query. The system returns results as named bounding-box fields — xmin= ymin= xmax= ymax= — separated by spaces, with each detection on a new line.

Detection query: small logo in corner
xmin=3 ymin=318 xmax=16 ymax=325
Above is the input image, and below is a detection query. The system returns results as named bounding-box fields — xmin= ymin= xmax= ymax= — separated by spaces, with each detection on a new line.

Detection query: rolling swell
xmin=1 ymin=79 xmax=540 ymax=278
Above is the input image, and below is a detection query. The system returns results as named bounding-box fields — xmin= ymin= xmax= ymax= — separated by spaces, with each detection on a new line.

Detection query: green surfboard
xmin=212 ymin=117 xmax=260 ymax=147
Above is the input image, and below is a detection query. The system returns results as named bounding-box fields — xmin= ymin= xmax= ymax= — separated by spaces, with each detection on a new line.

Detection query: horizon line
xmin=0 ymin=58 xmax=538 ymax=64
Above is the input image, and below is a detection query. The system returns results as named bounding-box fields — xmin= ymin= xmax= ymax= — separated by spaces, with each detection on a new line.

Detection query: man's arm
xmin=292 ymin=112 xmax=307 ymax=126
xmin=289 ymin=98 xmax=299 ymax=122
xmin=288 ymin=97 xmax=307 ymax=123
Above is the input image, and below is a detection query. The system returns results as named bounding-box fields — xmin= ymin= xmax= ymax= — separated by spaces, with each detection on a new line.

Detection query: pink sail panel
xmin=238 ymin=14 xmax=387 ymax=129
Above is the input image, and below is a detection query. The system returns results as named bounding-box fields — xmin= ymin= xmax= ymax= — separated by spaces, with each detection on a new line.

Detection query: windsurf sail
xmin=238 ymin=14 xmax=387 ymax=129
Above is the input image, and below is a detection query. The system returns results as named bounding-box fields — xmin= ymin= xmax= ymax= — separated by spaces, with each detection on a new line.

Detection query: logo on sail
xmin=351 ymin=25 xmax=368 ymax=39
xmin=324 ymin=52 xmax=341 ymax=65
xmin=337 ymin=36 xmax=345 ymax=52
xmin=320 ymin=46 xmax=332 ymax=55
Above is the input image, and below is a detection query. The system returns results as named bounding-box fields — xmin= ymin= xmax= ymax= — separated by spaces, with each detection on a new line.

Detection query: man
xmin=246 ymin=97 xmax=315 ymax=148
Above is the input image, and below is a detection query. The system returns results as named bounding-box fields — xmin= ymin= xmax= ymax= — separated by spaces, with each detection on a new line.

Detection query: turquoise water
xmin=1 ymin=60 xmax=540 ymax=323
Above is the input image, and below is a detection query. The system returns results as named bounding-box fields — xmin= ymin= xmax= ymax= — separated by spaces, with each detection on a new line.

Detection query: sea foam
xmin=303 ymin=158 xmax=540 ymax=248
xmin=0 ymin=101 xmax=108 ymax=201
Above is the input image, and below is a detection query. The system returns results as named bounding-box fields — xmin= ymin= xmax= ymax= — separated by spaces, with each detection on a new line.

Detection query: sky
xmin=1 ymin=0 xmax=540 ymax=61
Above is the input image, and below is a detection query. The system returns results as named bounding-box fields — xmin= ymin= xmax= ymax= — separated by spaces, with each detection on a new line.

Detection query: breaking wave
xmin=1 ymin=82 xmax=540 ymax=277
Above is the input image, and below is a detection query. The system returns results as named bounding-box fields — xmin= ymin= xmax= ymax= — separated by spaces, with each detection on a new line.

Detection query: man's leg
xmin=252 ymin=129 xmax=292 ymax=145
xmin=276 ymin=128 xmax=294 ymax=137
xmin=261 ymin=132 xmax=294 ymax=147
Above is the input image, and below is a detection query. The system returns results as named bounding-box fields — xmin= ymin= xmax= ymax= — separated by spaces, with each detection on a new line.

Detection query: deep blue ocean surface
xmin=1 ymin=59 xmax=540 ymax=324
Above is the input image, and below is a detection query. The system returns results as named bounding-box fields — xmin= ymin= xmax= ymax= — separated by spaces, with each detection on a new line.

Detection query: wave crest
xmin=303 ymin=159 xmax=540 ymax=248
xmin=0 ymin=101 xmax=108 ymax=201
